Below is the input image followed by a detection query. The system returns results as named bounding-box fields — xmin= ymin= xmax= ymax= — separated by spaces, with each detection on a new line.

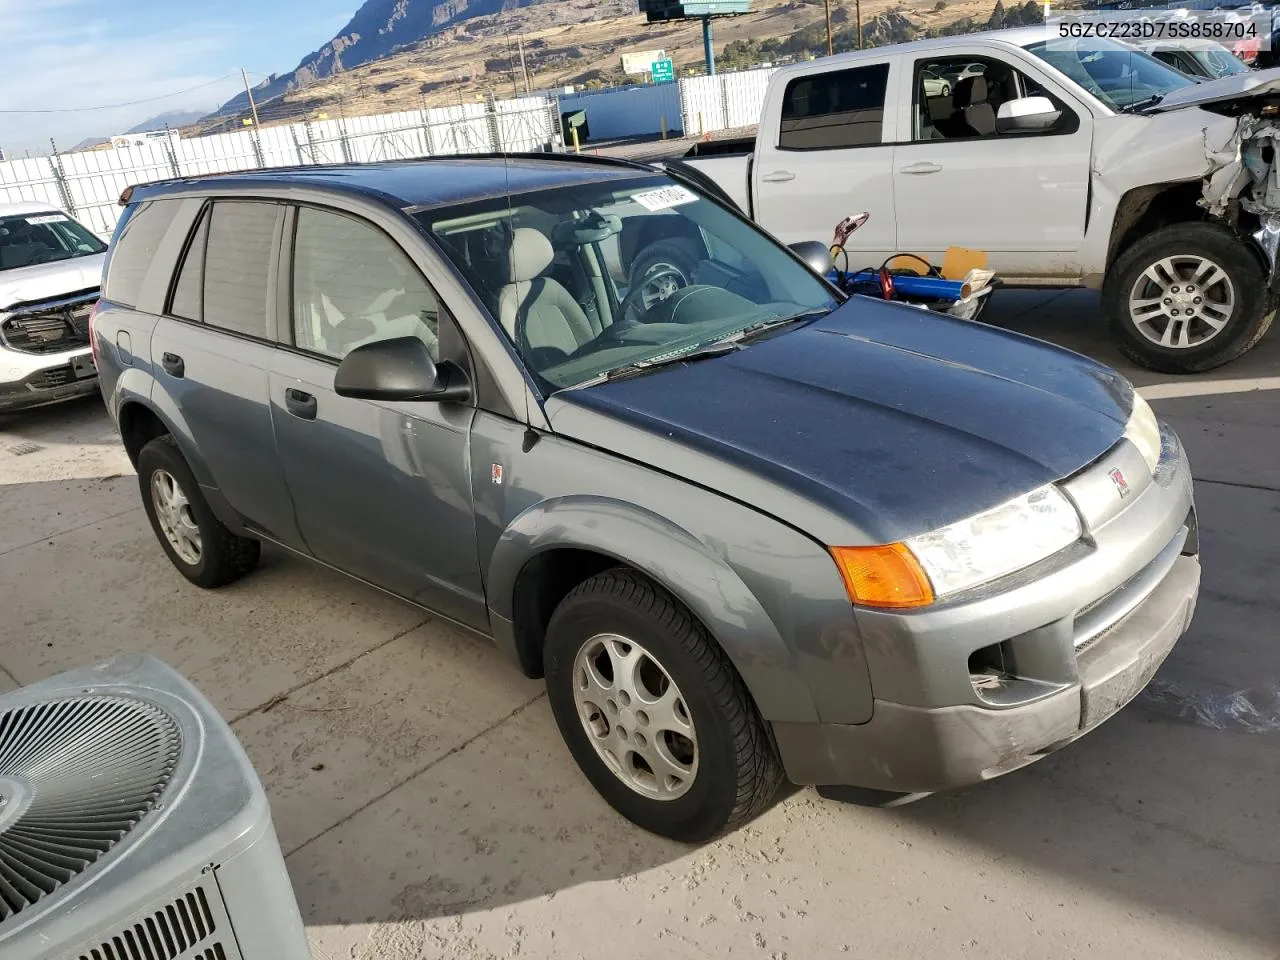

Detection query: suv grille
xmin=0 ymin=292 xmax=96 ymax=355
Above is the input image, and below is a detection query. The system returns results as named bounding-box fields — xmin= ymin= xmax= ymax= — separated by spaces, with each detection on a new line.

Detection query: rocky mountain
xmin=213 ymin=0 xmax=541 ymax=116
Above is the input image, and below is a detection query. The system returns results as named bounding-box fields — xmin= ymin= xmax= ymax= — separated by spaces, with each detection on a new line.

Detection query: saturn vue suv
xmin=90 ymin=156 xmax=1200 ymax=841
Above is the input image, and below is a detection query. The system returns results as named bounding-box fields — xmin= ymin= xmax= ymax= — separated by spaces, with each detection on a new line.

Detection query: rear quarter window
xmin=102 ymin=200 xmax=182 ymax=307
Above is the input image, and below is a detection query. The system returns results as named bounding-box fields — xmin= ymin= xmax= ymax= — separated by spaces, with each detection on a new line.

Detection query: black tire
xmin=544 ymin=568 xmax=783 ymax=843
xmin=137 ymin=435 xmax=260 ymax=589
xmin=1103 ymin=221 xmax=1274 ymax=374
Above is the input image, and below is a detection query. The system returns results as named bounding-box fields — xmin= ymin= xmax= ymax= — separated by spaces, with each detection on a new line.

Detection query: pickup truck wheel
xmin=544 ymin=569 xmax=782 ymax=842
xmin=1104 ymin=222 xmax=1273 ymax=373
xmin=628 ymin=240 xmax=699 ymax=313
xmin=137 ymin=435 xmax=260 ymax=589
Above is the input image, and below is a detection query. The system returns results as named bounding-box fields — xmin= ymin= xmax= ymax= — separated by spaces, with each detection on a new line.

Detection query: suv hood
xmin=1148 ymin=66 xmax=1280 ymax=112
xmin=547 ymin=301 xmax=1132 ymax=545
xmin=0 ymin=254 xmax=105 ymax=310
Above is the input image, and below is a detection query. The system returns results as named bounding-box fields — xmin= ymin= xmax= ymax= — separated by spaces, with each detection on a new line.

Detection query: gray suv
xmin=93 ymin=156 xmax=1201 ymax=841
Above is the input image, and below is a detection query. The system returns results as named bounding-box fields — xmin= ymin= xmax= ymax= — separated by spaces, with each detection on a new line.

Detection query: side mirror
xmin=789 ymin=240 xmax=834 ymax=276
xmin=334 ymin=336 xmax=470 ymax=403
xmin=996 ymin=96 xmax=1062 ymax=134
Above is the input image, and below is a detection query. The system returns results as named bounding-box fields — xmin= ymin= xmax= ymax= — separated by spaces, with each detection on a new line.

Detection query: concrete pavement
xmin=0 ymin=291 xmax=1276 ymax=959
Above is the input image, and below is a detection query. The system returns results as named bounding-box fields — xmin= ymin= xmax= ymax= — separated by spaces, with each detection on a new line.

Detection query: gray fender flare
xmin=486 ymin=495 xmax=819 ymax=724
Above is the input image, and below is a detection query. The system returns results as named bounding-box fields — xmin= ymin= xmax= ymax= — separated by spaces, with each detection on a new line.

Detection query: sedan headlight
xmin=1124 ymin=392 xmax=1161 ymax=474
xmin=831 ymin=485 xmax=1082 ymax=608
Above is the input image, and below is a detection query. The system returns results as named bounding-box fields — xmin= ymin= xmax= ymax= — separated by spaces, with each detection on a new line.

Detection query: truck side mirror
xmin=996 ymin=96 xmax=1062 ymax=134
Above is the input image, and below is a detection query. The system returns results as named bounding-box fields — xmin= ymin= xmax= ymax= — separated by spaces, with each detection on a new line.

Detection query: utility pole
xmin=824 ymin=0 xmax=834 ymax=55
xmin=857 ymin=0 xmax=864 ymax=48
xmin=505 ymin=32 xmax=520 ymax=98
xmin=517 ymin=34 xmax=531 ymax=94
xmin=702 ymin=16 xmax=717 ymax=75
xmin=240 ymin=68 xmax=262 ymax=129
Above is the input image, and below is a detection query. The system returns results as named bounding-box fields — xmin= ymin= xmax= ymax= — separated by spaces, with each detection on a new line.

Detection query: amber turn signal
xmin=830 ymin=543 xmax=935 ymax=609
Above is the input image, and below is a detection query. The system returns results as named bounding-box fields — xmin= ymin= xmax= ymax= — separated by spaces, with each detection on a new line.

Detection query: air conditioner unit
xmin=0 ymin=655 xmax=310 ymax=960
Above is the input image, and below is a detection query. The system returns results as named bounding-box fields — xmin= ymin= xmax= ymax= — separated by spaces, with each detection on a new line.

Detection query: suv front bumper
xmin=773 ymin=426 xmax=1199 ymax=794
xmin=0 ymin=348 xmax=98 ymax=412
xmin=773 ymin=549 xmax=1199 ymax=793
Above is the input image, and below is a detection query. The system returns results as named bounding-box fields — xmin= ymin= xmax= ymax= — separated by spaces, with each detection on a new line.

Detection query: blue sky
xmin=0 ymin=0 xmax=359 ymax=155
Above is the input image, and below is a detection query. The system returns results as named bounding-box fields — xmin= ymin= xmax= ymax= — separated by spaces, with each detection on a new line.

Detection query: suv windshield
xmin=0 ymin=211 xmax=106 ymax=271
xmin=420 ymin=175 xmax=839 ymax=394
xmin=1025 ymin=37 xmax=1194 ymax=111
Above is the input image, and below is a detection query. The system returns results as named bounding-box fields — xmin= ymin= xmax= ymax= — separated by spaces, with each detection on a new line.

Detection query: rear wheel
xmin=1103 ymin=221 xmax=1274 ymax=373
xmin=137 ymin=436 xmax=260 ymax=588
xmin=544 ymin=569 xmax=782 ymax=842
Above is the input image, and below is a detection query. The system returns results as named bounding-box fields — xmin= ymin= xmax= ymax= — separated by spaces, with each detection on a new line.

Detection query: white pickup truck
xmin=675 ymin=27 xmax=1280 ymax=373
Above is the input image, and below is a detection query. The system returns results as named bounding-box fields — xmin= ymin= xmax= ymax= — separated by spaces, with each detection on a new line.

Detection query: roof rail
xmin=118 ymin=150 xmax=662 ymax=206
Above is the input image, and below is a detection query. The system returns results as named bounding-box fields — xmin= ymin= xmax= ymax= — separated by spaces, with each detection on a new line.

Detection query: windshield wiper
xmin=732 ymin=308 xmax=831 ymax=343
xmin=1121 ymin=94 xmax=1166 ymax=114
xmin=600 ymin=340 xmax=741 ymax=383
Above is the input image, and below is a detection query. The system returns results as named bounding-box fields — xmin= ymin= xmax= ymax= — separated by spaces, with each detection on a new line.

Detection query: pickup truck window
xmin=913 ymin=55 xmax=1077 ymax=141
xmin=779 ymin=62 xmax=890 ymax=150
xmin=422 ymin=175 xmax=838 ymax=394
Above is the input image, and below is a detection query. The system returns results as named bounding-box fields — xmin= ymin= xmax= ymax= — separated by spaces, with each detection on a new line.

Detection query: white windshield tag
xmin=25 ymin=214 xmax=67 ymax=225
xmin=632 ymin=185 xmax=698 ymax=212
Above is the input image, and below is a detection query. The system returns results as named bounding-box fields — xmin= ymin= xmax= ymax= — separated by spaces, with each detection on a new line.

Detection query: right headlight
xmin=831 ymin=484 xmax=1083 ymax=608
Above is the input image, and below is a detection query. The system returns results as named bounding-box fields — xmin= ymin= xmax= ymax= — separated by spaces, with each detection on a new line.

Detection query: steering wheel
xmin=619 ymin=262 xmax=691 ymax=324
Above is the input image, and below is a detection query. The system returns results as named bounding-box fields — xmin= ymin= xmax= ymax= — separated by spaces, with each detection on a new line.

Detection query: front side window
xmin=202 ymin=201 xmax=278 ymax=339
xmin=422 ymin=175 xmax=839 ymax=395
xmin=778 ymin=62 xmax=890 ymax=150
xmin=0 ymin=211 xmax=106 ymax=273
xmin=913 ymin=55 xmax=1077 ymax=141
xmin=1025 ymin=37 xmax=1193 ymax=111
xmin=291 ymin=207 xmax=440 ymax=361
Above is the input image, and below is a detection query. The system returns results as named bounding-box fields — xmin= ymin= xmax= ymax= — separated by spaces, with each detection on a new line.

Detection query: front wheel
xmin=544 ymin=569 xmax=782 ymax=842
xmin=1103 ymin=221 xmax=1274 ymax=373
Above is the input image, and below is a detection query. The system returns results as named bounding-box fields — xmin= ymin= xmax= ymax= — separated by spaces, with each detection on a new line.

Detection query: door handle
xmin=284 ymin=387 xmax=318 ymax=421
xmin=899 ymin=161 xmax=943 ymax=175
xmin=161 ymin=352 xmax=185 ymax=378
xmin=761 ymin=170 xmax=796 ymax=183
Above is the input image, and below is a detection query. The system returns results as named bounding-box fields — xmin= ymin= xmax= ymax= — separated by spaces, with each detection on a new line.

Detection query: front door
xmin=891 ymin=49 xmax=1094 ymax=279
xmin=268 ymin=205 xmax=486 ymax=629
xmin=753 ymin=56 xmax=902 ymax=263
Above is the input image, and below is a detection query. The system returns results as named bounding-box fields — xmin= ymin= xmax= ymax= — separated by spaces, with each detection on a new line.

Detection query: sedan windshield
xmin=420 ymin=175 xmax=839 ymax=394
xmin=0 ymin=212 xmax=106 ymax=271
xmin=1025 ymin=37 xmax=1194 ymax=111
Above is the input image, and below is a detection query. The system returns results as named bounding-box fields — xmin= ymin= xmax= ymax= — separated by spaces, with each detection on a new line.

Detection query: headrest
xmin=954 ymin=75 xmax=989 ymax=108
xmin=505 ymin=228 xmax=554 ymax=284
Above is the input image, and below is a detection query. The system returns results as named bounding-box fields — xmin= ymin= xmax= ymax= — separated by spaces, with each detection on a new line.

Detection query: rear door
xmin=891 ymin=47 xmax=1094 ymax=279
xmin=753 ymin=55 xmax=902 ymax=261
xmin=268 ymin=204 xmax=487 ymax=630
xmin=149 ymin=199 xmax=304 ymax=548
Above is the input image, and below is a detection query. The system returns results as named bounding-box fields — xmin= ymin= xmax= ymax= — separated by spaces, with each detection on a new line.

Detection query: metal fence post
xmin=48 ymin=141 xmax=77 ymax=217
xmin=338 ymin=110 xmax=354 ymax=163
xmin=304 ymin=121 xmax=319 ymax=164
xmin=485 ymin=94 xmax=502 ymax=152
xmin=163 ymin=126 xmax=182 ymax=178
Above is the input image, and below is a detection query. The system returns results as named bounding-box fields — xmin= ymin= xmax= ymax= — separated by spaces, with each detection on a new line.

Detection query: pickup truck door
xmin=753 ymin=54 xmax=903 ymax=263
xmin=268 ymin=204 xmax=487 ymax=630
xmin=891 ymin=48 xmax=1093 ymax=279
